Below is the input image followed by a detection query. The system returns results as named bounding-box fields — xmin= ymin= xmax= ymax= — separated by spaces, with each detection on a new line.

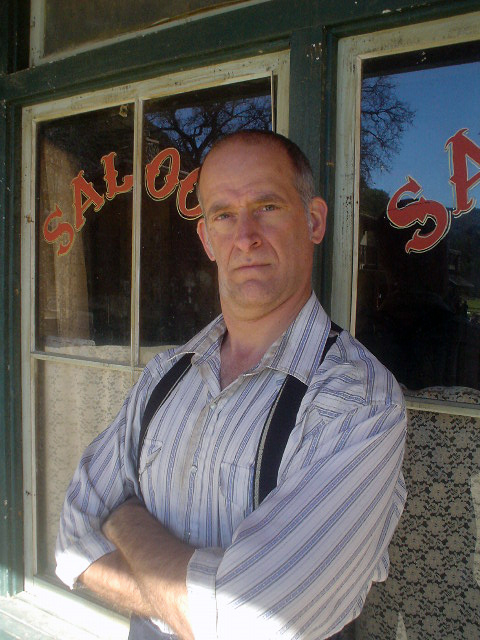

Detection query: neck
xmin=219 ymin=290 xmax=311 ymax=388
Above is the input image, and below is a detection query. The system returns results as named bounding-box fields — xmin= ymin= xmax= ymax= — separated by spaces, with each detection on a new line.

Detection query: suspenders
xmin=137 ymin=323 xmax=341 ymax=507
xmin=130 ymin=323 xmax=341 ymax=640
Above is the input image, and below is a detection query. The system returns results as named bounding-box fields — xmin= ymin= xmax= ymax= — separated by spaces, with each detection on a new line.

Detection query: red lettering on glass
xmin=101 ymin=151 xmax=133 ymax=200
xmin=445 ymin=128 xmax=480 ymax=216
xmin=43 ymin=205 xmax=75 ymax=256
xmin=43 ymin=148 xmax=202 ymax=256
xmin=145 ymin=148 xmax=181 ymax=201
xmin=71 ymin=170 xmax=105 ymax=231
xmin=177 ymin=168 xmax=202 ymax=219
xmin=387 ymin=176 xmax=450 ymax=254
xmin=387 ymin=128 xmax=480 ymax=254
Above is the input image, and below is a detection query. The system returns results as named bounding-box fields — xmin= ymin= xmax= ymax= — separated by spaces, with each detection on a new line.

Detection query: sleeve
xmin=55 ymin=367 xmax=154 ymax=589
xmin=186 ymin=363 xmax=407 ymax=639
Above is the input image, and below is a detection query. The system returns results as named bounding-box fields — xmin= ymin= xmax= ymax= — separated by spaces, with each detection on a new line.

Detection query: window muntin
xmin=23 ymin=53 xmax=287 ymax=582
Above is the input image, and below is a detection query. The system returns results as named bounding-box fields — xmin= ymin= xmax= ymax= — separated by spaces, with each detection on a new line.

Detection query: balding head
xmin=197 ymin=130 xmax=315 ymax=214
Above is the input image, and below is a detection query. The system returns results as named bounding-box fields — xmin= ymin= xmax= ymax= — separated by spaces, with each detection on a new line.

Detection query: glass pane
xmin=36 ymin=105 xmax=134 ymax=363
xmin=140 ymin=78 xmax=272 ymax=362
xmin=43 ymin=0 xmax=244 ymax=57
xmin=356 ymin=46 xmax=480 ymax=391
xmin=35 ymin=360 xmax=132 ymax=577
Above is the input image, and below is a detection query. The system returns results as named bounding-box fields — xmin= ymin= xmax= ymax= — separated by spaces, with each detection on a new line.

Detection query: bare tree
xmin=144 ymin=96 xmax=271 ymax=170
xmin=361 ymin=76 xmax=415 ymax=184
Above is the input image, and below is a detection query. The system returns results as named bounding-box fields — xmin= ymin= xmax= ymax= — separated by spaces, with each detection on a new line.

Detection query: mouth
xmin=232 ymin=264 xmax=271 ymax=276
xmin=233 ymin=262 xmax=270 ymax=271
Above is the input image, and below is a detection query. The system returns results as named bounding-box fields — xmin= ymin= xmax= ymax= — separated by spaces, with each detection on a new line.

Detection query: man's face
xmin=197 ymin=138 xmax=327 ymax=321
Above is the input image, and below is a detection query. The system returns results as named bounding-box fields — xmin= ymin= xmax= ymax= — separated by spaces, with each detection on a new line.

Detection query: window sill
xmin=0 ymin=592 xmax=128 ymax=639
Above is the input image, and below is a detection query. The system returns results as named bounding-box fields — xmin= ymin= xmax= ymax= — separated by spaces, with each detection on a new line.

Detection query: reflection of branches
xmin=145 ymin=96 xmax=271 ymax=168
xmin=361 ymin=76 xmax=415 ymax=183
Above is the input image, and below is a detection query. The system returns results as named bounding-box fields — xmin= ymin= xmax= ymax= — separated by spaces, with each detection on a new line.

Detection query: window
xmin=357 ymin=48 xmax=480 ymax=391
xmin=22 ymin=52 xmax=289 ymax=594
xmin=334 ymin=12 xmax=480 ymax=397
xmin=334 ymin=16 xmax=480 ymax=640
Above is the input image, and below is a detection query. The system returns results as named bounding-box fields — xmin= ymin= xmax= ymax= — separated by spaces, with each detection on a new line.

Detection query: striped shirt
xmin=56 ymin=293 xmax=407 ymax=639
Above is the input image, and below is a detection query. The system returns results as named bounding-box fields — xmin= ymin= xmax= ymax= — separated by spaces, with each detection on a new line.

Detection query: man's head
xmin=197 ymin=130 xmax=315 ymax=216
xmin=196 ymin=131 xmax=327 ymax=323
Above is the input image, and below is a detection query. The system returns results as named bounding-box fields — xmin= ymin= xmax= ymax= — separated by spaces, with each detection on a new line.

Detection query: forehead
xmin=203 ymin=137 xmax=292 ymax=172
xmin=199 ymin=138 xmax=296 ymax=204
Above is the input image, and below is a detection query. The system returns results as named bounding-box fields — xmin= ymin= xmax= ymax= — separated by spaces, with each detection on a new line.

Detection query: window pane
xmin=35 ymin=360 xmax=132 ymax=577
xmin=356 ymin=47 xmax=480 ymax=391
xmin=140 ymin=79 xmax=272 ymax=362
xmin=36 ymin=105 xmax=134 ymax=363
xmin=43 ymin=0 xmax=244 ymax=58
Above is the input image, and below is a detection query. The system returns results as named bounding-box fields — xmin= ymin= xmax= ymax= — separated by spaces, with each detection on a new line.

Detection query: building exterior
xmin=1 ymin=0 xmax=480 ymax=637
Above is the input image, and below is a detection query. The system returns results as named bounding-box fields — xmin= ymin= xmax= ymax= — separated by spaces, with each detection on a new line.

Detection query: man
xmin=56 ymin=131 xmax=407 ymax=640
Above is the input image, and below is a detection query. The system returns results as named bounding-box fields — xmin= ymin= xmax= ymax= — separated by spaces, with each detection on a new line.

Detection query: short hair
xmin=196 ymin=130 xmax=315 ymax=213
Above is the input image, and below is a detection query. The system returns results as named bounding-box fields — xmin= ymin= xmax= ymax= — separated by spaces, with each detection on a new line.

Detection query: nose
xmin=233 ymin=211 xmax=262 ymax=252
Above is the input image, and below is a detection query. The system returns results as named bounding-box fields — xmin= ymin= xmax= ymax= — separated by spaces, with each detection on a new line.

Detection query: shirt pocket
xmin=219 ymin=461 xmax=254 ymax=545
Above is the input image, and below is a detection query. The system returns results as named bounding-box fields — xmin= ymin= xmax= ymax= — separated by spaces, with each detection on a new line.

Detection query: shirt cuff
xmin=186 ymin=547 xmax=224 ymax=640
xmin=55 ymin=531 xmax=117 ymax=589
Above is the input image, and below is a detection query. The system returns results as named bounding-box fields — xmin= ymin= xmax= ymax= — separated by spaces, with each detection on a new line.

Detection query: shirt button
xmin=210 ymin=401 xmax=217 ymax=410
xmin=191 ymin=465 xmax=197 ymax=474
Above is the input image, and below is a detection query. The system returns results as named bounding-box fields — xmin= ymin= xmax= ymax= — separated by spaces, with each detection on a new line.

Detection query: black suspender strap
xmin=137 ymin=322 xmax=342 ymax=501
xmin=253 ymin=375 xmax=307 ymax=507
xmin=136 ymin=352 xmax=194 ymax=479
xmin=252 ymin=322 xmax=341 ymax=508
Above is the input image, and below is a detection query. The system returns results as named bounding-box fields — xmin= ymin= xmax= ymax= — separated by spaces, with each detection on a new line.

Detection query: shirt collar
xmin=176 ymin=314 xmax=225 ymax=364
xmin=259 ymin=293 xmax=331 ymax=384
xmin=176 ymin=292 xmax=331 ymax=385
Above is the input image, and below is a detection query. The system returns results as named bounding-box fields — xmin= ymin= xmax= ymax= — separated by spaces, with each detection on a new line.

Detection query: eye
xmin=207 ymin=209 xmax=231 ymax=223
xmin=259 ymin=203 xmax=278 ymax=212
xmin=214 ymin=211 xmax=232 ymax=221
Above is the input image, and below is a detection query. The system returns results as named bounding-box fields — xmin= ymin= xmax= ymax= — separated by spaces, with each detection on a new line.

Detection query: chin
xmin=234 ymin=293 xmax=287 ymax=317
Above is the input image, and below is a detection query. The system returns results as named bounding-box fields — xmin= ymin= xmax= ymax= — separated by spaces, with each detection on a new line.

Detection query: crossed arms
xmin=81 ymin=498 xmax=195 ymax=640
xmin=56 ymin=333 xmax=407 ymax=640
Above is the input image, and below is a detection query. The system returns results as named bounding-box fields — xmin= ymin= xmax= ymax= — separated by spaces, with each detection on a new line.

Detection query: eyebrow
xmin=206 ymin=201 xmax=231 ymax=216
xmin=206 ymin=192 xmax=288 ymax=217
xmin=254 ymin=192 xmax=289 ymax=205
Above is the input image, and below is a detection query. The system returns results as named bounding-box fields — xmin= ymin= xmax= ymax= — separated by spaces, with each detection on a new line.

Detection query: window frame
xmin=333 ymin=10 xmax=480 ymax=415
xmin=20 ymin=50 xmax=289 ymax=625
xmin=4 ymin=0 xmax=477 ymax=614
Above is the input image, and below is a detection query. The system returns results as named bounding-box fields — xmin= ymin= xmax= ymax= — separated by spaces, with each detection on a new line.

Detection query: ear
xmin=308 ymin=197 xmax=328 ymax=245
xmin=197 ymin=218 xmax=216 ymax=261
